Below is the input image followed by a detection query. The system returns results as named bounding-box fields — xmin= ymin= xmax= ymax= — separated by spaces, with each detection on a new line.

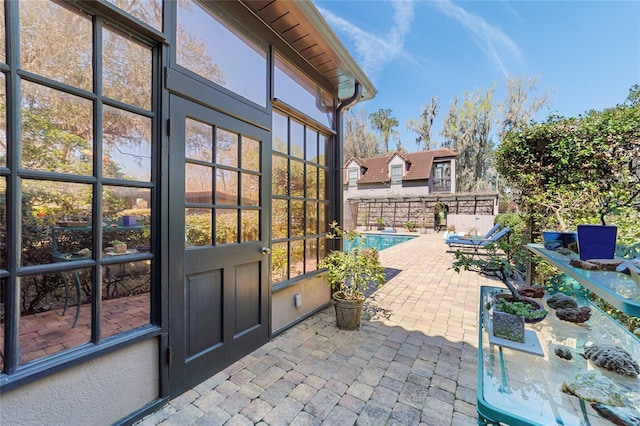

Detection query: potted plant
xmin=319 ymin=221 xmax=386 ymax=330
xmin=375 ymin=217 xmax=385 ymax=230
xmin=403 ymin=220 xmax=416 ymax=232
xmin=110 ymin=240 xmax=127 ymax=254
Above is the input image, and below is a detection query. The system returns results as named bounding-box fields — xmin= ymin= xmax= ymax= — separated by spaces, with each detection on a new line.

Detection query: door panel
xmin=168 ymin=95 xmax=270 ymax=396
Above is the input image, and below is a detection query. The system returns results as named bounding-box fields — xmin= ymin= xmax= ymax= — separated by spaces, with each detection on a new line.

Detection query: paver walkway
xmin=137 ymin=232 xmax=503 ymax=425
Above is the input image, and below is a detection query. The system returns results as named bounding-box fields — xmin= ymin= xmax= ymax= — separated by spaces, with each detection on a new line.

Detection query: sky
xmin=314 ymin=0 xmax=640 ymax=152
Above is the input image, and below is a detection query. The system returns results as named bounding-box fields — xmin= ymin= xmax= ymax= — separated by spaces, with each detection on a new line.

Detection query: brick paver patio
xmin=137 ymin=232 xmax=503 ymax=425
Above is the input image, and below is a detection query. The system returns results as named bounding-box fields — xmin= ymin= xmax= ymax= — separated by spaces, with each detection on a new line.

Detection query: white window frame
xmin=390 ymin=165 xmax=403 ymax=184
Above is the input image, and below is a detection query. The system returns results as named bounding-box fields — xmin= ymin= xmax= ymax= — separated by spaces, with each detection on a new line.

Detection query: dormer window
xmin=390 ymin=165 xmax=403 ymax=184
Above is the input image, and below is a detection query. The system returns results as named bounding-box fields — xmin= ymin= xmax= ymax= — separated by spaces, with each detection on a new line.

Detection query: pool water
xmin=344 ymin=234 xmax=416 ymax=252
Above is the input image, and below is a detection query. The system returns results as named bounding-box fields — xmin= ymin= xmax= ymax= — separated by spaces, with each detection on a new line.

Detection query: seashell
xmin=592 ymin=404 xmax=640 ymax=426
xmin=562 ymin=371 xmax=625 ymax=406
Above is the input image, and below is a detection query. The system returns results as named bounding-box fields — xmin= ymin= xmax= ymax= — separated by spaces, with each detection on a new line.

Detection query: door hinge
xmin=167 ymin=118 xmax=171 ymax=136
xmin=167 ymin=346 xmax=172 ymax=366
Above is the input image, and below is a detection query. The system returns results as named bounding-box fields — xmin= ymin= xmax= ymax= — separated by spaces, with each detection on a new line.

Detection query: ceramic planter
xmin=577 ymin=224 xmax=617 ymax=260
xmin=333 ymin=293 xmax=365 ymax=330
xmin=542 ymin=230 xmax=577 ymax=248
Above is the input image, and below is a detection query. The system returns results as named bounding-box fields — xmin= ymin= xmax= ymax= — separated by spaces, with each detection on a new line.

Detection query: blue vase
xmin=577 ymin=224 xmax=617 ymax=260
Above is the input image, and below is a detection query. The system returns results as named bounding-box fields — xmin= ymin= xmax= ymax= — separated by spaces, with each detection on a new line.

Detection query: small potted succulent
xmin=110 ymin=240 xmax=127 ymax=254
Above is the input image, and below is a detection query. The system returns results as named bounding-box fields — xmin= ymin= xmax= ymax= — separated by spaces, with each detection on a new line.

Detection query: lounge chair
xmin=446 ymin=223 xmax=502 ymax=243
xmin=446 ymin=226 xmax=511 ymax=255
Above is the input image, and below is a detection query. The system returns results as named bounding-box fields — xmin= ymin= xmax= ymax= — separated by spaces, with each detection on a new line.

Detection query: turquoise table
xmin=526 ymin=244 xmax=640 ymax=317
xmin=477 ymin=285 xmax=640 ymax=425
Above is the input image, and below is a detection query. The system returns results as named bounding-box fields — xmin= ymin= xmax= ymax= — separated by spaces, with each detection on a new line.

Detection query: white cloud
xmin=431 ymin=0 xmax=522 ymax=76
xmin=317 ymin=1 xmax=418 ymax=78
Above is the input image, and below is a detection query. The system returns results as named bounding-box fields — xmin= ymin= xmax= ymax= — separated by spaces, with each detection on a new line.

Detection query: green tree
xmin=626 ymin=84 xmax=640 ymax=108
xmin=406 ymin=97 xmax=439 ymax=151
xmin=496 ymin=103 xmax=640 ymax=240
xmin=368 ymin=108 xmax=399 ymax=153
xmin=441 ymin=86 xmax=495 ymax=191
xmin=343 ymin=108 xmax=379 ymax=161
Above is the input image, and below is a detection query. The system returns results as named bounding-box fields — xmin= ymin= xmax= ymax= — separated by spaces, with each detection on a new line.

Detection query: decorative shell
xmin=562 ymin=371 xmax=625 ymax=406
xmin=582 ymin=343 xmax=640 ymax=378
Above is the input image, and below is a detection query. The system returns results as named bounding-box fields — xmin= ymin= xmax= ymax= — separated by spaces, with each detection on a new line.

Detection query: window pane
xmin=0 ymin=177 xmax=5 ymax=269
xmin=217 ymin=129 xmax=238 ymax=167
xmin=319 ymin=203 xmax=329 ymax=234
xmin=186 ymin=208 xmax=212 ymax=247
xmin=21 ymin=81 xmax=93 ymax=175
xmin=22 ymin=180 xmax=92 ymax=267
xmin=216 ymin=170 xmax=238 ymax=204
xmin=306 ymin=166 xmax=317 ymax=199
xmin=102 ymin=186 xmax=151 ymax=257
xmin=272 ymin=112 xmax=288 ymax=154
xmin=305 ymin=238 xmax=318 ymax=273
xmin=216 ymin=209 xmax=237 ymax=244
xmin=274 ymin=55 xmax=334 ymax=128
xmin=104 ymin=0 xmax=162 ymax=31
xmin=241 ymin=173 xmax=259 ymax=206
xmin=290 ymin=120 xmax=304 ymax=159
xmin=271 ymin=241 xmax=288 ymax=282
xmin=103 ymin=105 xmax=151 ymax=181
xmin=102 ymin=260 xmax=151 ymax=339
xmin=176 ymin=0 xmax=267 ymax=106
xmin=186 ymin=164 xmax=213 ymax=203
xmin=289 ymin=240 xmax=303 ymax=279
xmin=0 ymin=278 xmax=4 ymax=371
xmin=103 ymin=26 xmax=152 ymax=110
xmin=306 ymin=202 xmax=318 ymax=235
xmin=0 ymin=2 xmax=4 ymax=63
xmin=291 ymin=201 xmax=304 ymax=237
xmin=306 ymin=128 xmax=317 ymax=162
xmin=241 ymin=210 xmax=259 ymax=242
xmin=319 ymin=169 xmax=327 ymax=200
xmin=20 ymin=0 xmax=92 ymax=91
xmin=20 ymin=269 xmax=93 ymax=364
xmin=0 ymin=73 xmax=6 ymax=166
xmin=319 ymin=134 xmax=328 ymax=166
xmin=290 ymin=160 xmax=304 ymax=198
xmin=272 ymin=155 xmax=288 ymax=196
xmin=272 ymin=199 xmax=288 ymax=240
xmin=242 ymin=137 xmax=260 ymax=172
xmin=186 ymin=118 xmax=213 ymax=162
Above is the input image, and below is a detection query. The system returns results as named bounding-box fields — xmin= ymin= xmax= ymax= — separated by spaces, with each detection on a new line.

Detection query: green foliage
xmin=403 ymin=221 xmax=416 ymax=231
xmin=496 ymin=103 xmax=640 ymax=229
xmin=368 ymin=108 xmax=399 ymax=153
xmin=494 ymin=299 xmax=548 ymax=319
xmin=319 ymin=222 xmax=386 ymax=300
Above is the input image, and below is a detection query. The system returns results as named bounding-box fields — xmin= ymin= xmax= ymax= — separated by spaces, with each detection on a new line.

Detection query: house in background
xmin=344 ymin=149 xmax=457 ymax=199
xmin=343 ymin=149 xmax=498 ymax=233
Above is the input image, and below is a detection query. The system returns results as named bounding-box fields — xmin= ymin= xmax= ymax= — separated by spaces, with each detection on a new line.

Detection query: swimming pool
xmin=343 ymin=233 xmax=417 ymax=252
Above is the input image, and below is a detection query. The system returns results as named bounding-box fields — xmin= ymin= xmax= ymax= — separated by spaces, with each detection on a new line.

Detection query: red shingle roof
xmin=345 ymin=149 xmax=456 ymax=184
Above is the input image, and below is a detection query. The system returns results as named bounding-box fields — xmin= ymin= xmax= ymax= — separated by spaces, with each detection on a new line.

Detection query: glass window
xmin=0 ymin=73 xmax=6 ymax=166
xmin=391 ymin=165 xmax=403 ymax=184
xmin=270 ymin=110 xmax=331 ymax=285
xmin=348 ymin=169 xmax=358 ymax=187
xmin=103 ymin=26 xmax=152 ymax=110
xmin=21 ymin=81 xmax=93 ymax=175
xmin=274 ymin=54 xmax=334 ymax=128
xmin=433 ymin=162 xmax=451 ymax=191
xmin=104 ymin=0 xmax=163 ymax=31
xmin=103 ymin=106 xmax=152 ymax=182
xmin=0 ymin=0 xmax=158 ymax=372
xmin=20 ymin=0 xmax=93 ymax=91
xmin=176 ymin=0 xmax=267 ymax=107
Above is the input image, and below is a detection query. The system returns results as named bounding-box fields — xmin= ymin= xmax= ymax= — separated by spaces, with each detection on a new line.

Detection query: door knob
xmin=261 ymin=247 xmax=271 ymax=255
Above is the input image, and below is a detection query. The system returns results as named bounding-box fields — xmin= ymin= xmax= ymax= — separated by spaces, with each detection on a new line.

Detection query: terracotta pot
xmin=332 ymin=293 xmax=365 ymax=330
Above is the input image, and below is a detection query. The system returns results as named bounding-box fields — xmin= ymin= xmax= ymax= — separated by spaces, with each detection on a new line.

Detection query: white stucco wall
xmin=0 ymin=338 xmax=160 ymax=425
